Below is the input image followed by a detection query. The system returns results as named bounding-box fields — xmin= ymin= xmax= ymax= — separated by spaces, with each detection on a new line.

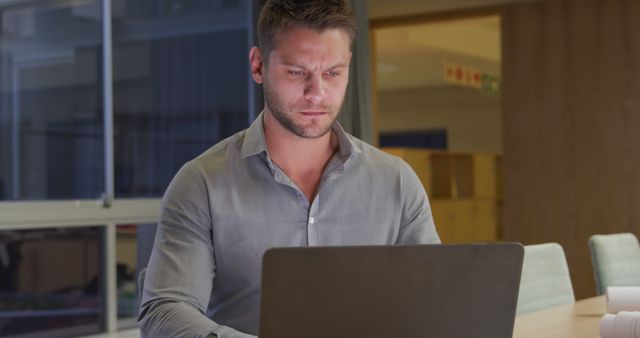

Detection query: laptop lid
xmin=259 ymin=243 xmax=524 ymax=338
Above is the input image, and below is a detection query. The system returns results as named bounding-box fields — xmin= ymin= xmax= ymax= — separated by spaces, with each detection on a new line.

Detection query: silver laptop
xmin=259 ymin=243 xmax=524 ymax=338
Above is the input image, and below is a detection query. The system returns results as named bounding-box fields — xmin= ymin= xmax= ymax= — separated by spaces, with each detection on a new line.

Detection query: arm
xmin=396 ymin=161 xmax=441 ymax=245
xmin=138 ymin=162 xmax=256 ymax=338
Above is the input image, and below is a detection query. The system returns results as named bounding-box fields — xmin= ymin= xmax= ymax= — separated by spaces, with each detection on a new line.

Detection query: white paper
xmin=607 ymin=287 xmax=640 ymax=314
xmin=600 ymin=311 xmax=640 ymax=338
xmin=600 ymin=314 xmax=616 ymax=337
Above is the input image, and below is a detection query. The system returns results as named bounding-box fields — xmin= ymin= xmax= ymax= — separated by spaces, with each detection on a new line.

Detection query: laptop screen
xmin=259 ymin=243 xmax=523 ymax=338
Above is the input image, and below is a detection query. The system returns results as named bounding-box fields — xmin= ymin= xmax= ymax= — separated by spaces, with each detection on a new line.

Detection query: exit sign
xmin=443 ymin=61 xmax=500 ymax=95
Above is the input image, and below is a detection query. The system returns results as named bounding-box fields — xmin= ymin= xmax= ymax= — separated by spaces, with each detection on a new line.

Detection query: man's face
xmin=254 ymin=26 xmax=351 ymax=139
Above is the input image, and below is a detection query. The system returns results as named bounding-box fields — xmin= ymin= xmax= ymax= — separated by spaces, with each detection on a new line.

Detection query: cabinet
xmin=17 ymin=236 xmax=99 ymax=293
xmin=382 ymin=148 xmax=502 ymax=243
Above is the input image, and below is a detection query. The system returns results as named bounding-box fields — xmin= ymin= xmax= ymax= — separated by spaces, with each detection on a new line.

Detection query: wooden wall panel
xmin=502 ymin=0 xmax=640 ymax=299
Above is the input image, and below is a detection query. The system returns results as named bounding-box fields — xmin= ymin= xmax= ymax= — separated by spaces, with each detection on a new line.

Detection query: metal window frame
xmin=0 ymin=199 xmax=162 ymax=333
xmin=0 ymin=0 xmax=259 ymax=334
xmin=0 ymin=0 xmax=160 ymax=333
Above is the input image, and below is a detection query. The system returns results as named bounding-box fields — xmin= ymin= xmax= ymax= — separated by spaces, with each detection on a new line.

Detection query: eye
xmin=325 ymin=70 xmax=341 ymax=77
xmin=288 ymin=70 xmax=305 ymax=77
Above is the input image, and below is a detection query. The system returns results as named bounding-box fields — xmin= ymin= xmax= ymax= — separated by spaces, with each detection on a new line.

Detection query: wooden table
xmin=79 ymin=296 xmax=606 ymax=338
xmin=513 ymin=295 xmax=606 ymax=338
xmin=81 ymin=328 xmax=140 ymax=338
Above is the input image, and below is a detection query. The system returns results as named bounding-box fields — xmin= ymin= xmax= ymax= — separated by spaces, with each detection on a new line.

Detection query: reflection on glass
xmin=375 ymin=16 xmax=502 ymax=153
xmin=0 ymin=227 xmax=103 ymax=337
xmin=116 ymin=223 xmax=156 ymax=320
xmin=113 ymin=0 xmax=251 ymax=198
xmin=0 ymin=0 xmax=104 ymax=201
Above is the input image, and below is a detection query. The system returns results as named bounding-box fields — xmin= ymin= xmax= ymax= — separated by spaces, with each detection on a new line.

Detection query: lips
xmin=300 ymin=111 xmax=327 ymax=116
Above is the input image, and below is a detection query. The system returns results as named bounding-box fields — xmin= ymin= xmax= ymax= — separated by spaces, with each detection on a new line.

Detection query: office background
xmin=1 ymin=0 xmax=639 ymax=336
xmin=0 ymin=0 xmax=259 ymax=336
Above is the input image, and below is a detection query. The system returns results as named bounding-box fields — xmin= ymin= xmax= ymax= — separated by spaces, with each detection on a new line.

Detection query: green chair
xmin=516 ymin=243 xmax=575 ymax=315
xmin=589 ymin=233 xmax=640 ymax=295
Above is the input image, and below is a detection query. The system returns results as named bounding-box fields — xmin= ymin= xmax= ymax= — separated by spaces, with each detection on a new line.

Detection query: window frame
xmin=0 ymin=0 xmax=259 ymax=334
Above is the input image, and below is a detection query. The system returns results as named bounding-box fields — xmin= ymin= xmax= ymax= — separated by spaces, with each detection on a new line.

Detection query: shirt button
xmin=309 ymin=217 xmax=316 ymax=224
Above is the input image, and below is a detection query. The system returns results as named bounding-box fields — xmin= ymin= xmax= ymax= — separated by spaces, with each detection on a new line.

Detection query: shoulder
xmin=345 ymin=135 xmax=423 ymax=194
xmin=347 ymin=135 xmax=413 ymax=174
xmin=164 ymin=129 xmax=249 ymax=199
xmin=184 ymin=130 xmax=248 ymax=174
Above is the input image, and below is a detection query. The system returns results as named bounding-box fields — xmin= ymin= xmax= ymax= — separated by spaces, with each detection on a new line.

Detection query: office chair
xmin=138 ymin=268 xmax=147 ymax=304
xmin=516 ymin=242 xmax=575 ymax=315
xmin=589 ymin=233 xmax=640 ymax=295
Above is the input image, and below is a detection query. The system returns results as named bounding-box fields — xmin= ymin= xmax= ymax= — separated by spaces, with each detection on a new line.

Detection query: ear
xmin=250 ymin=46 xmax=264 ymax=84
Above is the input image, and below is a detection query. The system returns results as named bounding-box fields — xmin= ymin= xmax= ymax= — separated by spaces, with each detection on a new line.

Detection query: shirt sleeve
xmin=137 ymin=162 xmax=256 ymax=338
xmin=396 ymin=160 xmax=441 ymax=245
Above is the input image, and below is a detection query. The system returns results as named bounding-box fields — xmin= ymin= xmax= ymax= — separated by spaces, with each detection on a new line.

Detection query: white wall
xmin=378 ymin=85 xmax=502 ymax=154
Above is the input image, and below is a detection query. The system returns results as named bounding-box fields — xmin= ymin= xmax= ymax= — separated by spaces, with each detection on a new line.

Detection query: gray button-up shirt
xmin=139 ymin=113 xmax=440 ymax=338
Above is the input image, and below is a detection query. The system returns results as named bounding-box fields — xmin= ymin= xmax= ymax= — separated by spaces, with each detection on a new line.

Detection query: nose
xmin=304 ymin=74 xmax=325 ymax=103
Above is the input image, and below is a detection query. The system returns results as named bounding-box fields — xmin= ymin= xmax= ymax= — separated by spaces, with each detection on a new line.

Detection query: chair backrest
xmin=589 ymin=233 xmax=640 ymax=295
xmin=138 ymin=268 xmax=147 ymax=304
xmin=516 ymin=243 xmax=575 ymax=315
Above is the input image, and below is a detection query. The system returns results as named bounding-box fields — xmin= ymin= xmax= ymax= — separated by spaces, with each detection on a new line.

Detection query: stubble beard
xmin=263 ymin=84 xmax=343 ymax=139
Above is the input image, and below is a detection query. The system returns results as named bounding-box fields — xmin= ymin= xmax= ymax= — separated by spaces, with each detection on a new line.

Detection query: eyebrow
xmin=282 ymin=62 xmax=349 ymax=70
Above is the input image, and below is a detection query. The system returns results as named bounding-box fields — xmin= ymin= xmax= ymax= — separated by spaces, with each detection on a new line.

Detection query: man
xmin=138 ymin=0 xmax=440 ymax=337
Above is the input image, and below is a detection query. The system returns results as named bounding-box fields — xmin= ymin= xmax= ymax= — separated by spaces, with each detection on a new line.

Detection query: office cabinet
xmin=383 ymin=148 xmax=501 ymax=243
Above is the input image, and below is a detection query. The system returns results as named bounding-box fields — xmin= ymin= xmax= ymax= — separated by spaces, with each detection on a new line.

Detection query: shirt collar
xmin=331 ymin=120 xmax=358 ymax=161
xmin=240 ymin=112 xmax=268 ymax=159
xmin=240 ymin=111 xmax=360 ymax=161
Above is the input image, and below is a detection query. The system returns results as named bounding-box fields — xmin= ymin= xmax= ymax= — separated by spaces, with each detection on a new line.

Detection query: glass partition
xmin=0 ymin=227 xmax=104 ymax=337
xmin=115 ymin=223 xmax=156 ymax=321
xmin=0 ymin=0 xmax=256 ymax=335
xmin=0 ymin=0 xmax=104 ymax=201
xmin=112 ymin=0 xmax=251 ymax=197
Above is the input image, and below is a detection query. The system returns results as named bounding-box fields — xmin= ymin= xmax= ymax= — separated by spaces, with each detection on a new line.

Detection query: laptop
xmin=259 ymin=243 xmax=524 ymax=338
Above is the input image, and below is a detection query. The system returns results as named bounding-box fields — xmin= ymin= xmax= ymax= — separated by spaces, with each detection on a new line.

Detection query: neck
xmin=262 ymin=110 xmax=339 ymax=202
